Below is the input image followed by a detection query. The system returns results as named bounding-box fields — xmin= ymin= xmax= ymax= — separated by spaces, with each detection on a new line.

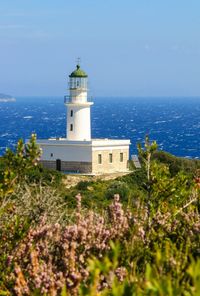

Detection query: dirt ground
xmin=63 ymin=172 xmax=131 ymax=188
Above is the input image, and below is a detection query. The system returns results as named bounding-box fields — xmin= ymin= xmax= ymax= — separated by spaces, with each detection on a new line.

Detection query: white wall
xmin=39 ymin=143 xmax=92 ymax=162
xmin=37 ymin=139 xmax=130 ymax=168
xmin=91 ymin=139 xmax=131 ymax=152
xmin=69 ymin=89 xmax=87 ymax=103
xmin=67 ymin=105 xmax=92 ymax=141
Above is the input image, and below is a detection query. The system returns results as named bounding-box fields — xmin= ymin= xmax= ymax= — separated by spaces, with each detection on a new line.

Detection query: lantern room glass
xmin=69 ymin=77 xmax=87 ymax=89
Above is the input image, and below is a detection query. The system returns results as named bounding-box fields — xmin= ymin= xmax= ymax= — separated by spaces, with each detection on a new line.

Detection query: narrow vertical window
xmin=70 ymin=124 xmax=73 ymax=131
xmin=109 ymin=153 xmax=113 ymax=163
xmin=98 ymin=154 xmax=102 ymax=164
xmin=70 ymin=110 xmax=73 ymax=117
xmin=50 ymin=153 xmax=53 ymax=157
xmin=120 ymin=153 xmax=123 ymax=162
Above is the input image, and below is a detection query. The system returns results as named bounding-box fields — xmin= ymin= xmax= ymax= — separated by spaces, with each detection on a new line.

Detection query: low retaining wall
xmin=40 ymin=160 xmax=92 ymax=173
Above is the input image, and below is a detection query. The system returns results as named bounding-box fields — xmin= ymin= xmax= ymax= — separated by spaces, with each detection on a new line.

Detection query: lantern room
xmin=69 ymin=64 xmax=88 ymax=90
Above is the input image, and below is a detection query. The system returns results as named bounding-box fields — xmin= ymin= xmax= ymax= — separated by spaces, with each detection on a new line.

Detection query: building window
xmin=70 ymin=124 xmax=73 ymax=131
xmin=120 ymin=153 xmax=123 ymax=162
xmin=70 ymin=110 xmax=73 ymax=117
xmin=109 ymin=153 xmax=113 ymax=163
xmin=98 ymin=154 xmax=102 ymax=164
xmin=50 ymin=153 xmax=53 ymax=157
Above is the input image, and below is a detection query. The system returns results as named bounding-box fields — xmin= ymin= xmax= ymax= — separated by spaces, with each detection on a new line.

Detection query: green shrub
xmin=76 ymin=180 xmax=93 ymax=191
xmin=153 ymin=150 xmax=200 ymax=176
xmin=25 ymin=165 xmax=63 ymax=187
xmin=0 ymin=134 xmax=41 ymax=197
xmin=106 ymin=180 xmax=130 ymax=201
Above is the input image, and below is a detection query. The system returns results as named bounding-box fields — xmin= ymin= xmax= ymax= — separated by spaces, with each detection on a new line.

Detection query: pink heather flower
xmin=114 ymin=194 xmax=120 ymax=202
xmin=75 ymin=193 xmax=82 ymax=203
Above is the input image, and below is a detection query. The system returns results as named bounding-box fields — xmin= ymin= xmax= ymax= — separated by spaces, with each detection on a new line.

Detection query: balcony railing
xmin=64 ymin=95 xmax=93 ymax=104
xmin=64 ymin=95 xmax=70 ymax=104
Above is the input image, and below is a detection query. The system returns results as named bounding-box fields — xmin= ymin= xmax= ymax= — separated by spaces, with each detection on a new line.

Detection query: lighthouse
xmin=65 ymin=64 xmax=93 ymax=141
xmin=37 ymin=62 xmax=130 ymax=174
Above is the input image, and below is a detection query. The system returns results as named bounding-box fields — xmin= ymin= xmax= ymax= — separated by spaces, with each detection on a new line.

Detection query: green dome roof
xmin=69 ymin=65 xmax=88 ymax=78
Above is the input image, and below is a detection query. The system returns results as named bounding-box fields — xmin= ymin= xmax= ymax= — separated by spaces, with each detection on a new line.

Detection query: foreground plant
xmin=0 ymin=184 xmax=197 ymax=296
xmin=0 ymin=134 xmax=41 ymax=197
xmin=0 ymin=137 xmax=200 ymax=295
xmin=9 ymin=194 xmax=132 ymax=295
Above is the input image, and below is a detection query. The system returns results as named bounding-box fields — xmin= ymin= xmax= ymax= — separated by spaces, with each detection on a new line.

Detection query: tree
xmin=0 ymin=134 xmax=41 ymax=197
xmin=137 ymin=135 xmax=157 ymax=228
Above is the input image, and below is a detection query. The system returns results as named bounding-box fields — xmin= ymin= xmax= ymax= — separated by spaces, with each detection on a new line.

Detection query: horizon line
xmin=14 ymin=95 xmax=200 ymax=99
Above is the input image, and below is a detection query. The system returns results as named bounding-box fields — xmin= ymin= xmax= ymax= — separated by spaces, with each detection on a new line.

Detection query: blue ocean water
xmin=0 ymin=97 xmax=200 ymax=158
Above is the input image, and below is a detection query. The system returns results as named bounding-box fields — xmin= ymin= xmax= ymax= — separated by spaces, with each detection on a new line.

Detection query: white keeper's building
xmin=37 ymin=64 xmax=130 ymax=174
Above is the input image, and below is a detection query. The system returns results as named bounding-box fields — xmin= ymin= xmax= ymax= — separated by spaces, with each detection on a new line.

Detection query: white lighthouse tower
xmin=65 ymin=64 xmax=93 ymax=141
xmin=37 ymin=62 xmax=130 ymax=174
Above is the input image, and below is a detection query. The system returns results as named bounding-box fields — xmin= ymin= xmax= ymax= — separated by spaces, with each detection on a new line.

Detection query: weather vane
xmin=76 ymin=57 xmax=81 ymax=66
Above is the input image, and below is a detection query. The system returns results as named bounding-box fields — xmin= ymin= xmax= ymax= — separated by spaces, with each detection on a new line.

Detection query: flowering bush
xmin=10 ymin=194 xmax=132 ymax=295
xmin=0 ymin=137 xmax=200 ymax=295
xmin=0 ymin=184 xmax=198 ymax=295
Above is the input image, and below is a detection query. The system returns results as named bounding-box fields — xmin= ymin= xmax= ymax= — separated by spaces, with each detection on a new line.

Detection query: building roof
xmin=36 ymin=138 xmax=130 ymax=147
xmin=69 ymin=65 xmax=88 ymax=78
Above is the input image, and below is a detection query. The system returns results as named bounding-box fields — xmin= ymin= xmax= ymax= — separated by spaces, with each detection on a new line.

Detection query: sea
xmin=0 ymin=96 xmax=200 ymax=159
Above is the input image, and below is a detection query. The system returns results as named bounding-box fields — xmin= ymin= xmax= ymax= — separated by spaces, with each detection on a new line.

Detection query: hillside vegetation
xmin=0 ymin=135 xmax=200 ymax=295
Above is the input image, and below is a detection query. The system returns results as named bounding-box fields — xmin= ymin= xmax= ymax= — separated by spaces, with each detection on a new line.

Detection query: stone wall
xmin=40 ymin=160 xmax=57 ymax=170
xmin=41 ymin=148 xmax=129 ymax=174
xmin=92 ymin=149 xmax=129 ymax=174
xmin=40 ymin=160 xmax=92 ymax=173
xmin=61 ymin=161 xmax=92 ymax=173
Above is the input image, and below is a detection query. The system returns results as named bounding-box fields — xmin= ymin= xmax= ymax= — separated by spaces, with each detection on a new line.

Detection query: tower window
xmin=120 ymin=153 xmax=123 ymax=162
xmin=109 ymin=153 xmax=113 ymax=163
xmin=70 ymin=124 xmax=73 ymax=131
xmin=50 ymin=153 xmax=53 ymax=157
xmin=98 ymin=154 xmax=102 ymax=164
xmin=70 ymin=110 xmax=73 ymax=117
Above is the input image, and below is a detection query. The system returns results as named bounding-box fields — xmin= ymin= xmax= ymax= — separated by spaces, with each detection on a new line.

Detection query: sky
xmin=1 ymin=0 xmax=200 ymax=97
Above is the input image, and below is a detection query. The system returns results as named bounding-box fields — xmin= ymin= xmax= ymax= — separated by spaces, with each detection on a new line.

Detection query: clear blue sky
xmin=1 ymin=0 xmax=200 ymax=97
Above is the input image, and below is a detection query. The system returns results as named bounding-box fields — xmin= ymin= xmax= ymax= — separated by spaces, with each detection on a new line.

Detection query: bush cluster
xmin=0 ymin=135 xmax=200 ymax=295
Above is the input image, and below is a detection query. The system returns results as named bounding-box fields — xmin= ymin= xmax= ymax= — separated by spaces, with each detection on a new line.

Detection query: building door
xmin=56 ymin=159 xmax=61 ymax=171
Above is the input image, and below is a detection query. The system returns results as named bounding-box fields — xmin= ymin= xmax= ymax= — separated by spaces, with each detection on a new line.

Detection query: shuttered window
xmin=98 ymin=154 xmax=102 ymax=164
